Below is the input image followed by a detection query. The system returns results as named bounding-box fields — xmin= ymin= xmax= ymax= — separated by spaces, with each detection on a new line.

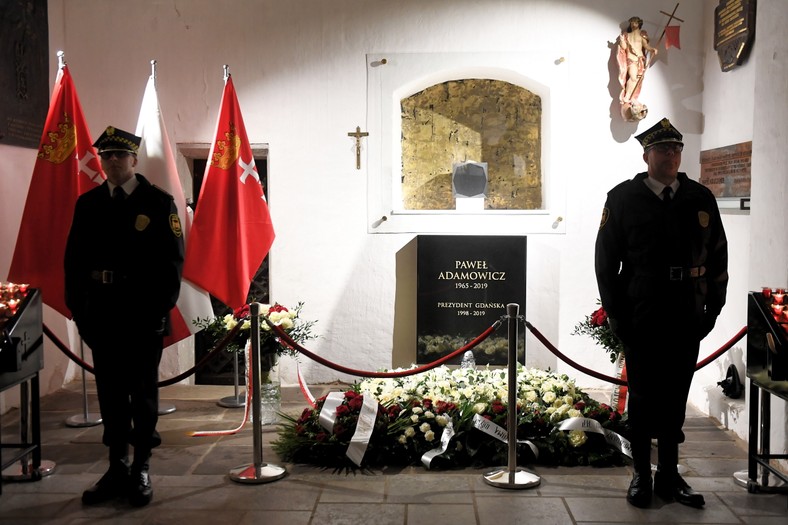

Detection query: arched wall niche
xmin=367 ymin=52 xmax=567 ymax=235
xmin=400 ymin=78 xmax=543 ymax=211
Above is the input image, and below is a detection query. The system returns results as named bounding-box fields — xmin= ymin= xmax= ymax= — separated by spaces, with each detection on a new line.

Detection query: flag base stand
xmin=217 ymin=351 xmax=246 ymax=408
xmin=218 ymin=392 xmax=246 ymax=408
xmin=66 ymin=340 xmax=103 ymax=428
xmin=158 ymin=402 xmax=177 ymax=415
xmin=228 ymin=463 xmax=286 ymax=484
xmin=65 ymin=414 xmax=102 ymax=427
xmin=483 ymin=466 xmax=541 ymax=489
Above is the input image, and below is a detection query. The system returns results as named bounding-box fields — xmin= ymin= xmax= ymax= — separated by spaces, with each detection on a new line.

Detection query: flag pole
xmin=65 ymin=338 xmax=102 ymax=427
xmin=55 ymin=50 xmax=102 ymax=429
xmin=216 ymin=61 xmax=249 ymax=410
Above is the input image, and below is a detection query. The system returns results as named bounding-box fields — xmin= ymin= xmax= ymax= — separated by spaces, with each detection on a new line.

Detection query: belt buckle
xmin=669 ymin=267 xmax=683 ymax=281
xmin=101 ymin=270 xmax=113 ymax=284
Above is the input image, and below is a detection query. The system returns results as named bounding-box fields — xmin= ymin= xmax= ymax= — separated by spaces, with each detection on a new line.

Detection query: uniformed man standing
xmin=595 ymin=118 xmax=728 ymax=509
xmin=65 ymin=126 xmax=184 ymax=507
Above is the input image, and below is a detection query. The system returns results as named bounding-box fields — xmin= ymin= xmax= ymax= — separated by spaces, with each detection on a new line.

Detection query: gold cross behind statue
xmin=348 ymin=126 xmax=369 ymax=170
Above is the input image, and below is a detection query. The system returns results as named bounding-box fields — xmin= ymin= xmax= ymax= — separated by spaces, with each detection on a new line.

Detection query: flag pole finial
xmin=57 ymin=50 xmax=66 ymax=70
xmin=223 ymin=64 xmax=230 ymax=83
xmin=150 ymin=59 xmax=157 ymax=79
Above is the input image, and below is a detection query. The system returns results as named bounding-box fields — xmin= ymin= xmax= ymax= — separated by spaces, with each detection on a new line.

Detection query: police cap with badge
xmin=93 ymin=126 xmax=141 ymax=156
xmin=635 ymin=117 xmax=683 ymax=151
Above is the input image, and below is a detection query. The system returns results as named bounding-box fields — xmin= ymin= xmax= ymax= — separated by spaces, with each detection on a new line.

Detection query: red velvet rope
xmin=268 ymin=319 xmax=502 ymax=378
xmin=44 ymin=315 xmax=748 ymax=389
xmin=42 ymin=322 xmax=244 ymax=387
xmin=524 ymin=321 xmax=748 ymax=386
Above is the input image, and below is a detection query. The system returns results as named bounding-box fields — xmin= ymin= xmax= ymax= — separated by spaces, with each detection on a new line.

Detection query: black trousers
xmin=624 ymin=332 xmax=699 ymax=474
xmin=86 ymin=328 xmax=164 ymax=462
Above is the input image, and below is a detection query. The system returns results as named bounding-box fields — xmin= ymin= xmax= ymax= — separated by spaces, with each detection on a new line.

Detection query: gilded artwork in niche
xmin=400 ymin=79 xmax=542 ymax=211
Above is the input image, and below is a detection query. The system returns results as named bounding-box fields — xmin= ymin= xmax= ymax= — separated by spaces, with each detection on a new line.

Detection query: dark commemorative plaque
xmin=417 ymin=235 xmax=526 ymax=365
xmin=714 ymin=0 xmax=756 ymax=72
xmin=0 ymin=0 xmax=49 ymax=148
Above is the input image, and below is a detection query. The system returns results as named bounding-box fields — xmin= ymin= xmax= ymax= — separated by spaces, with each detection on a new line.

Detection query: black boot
xmin=654 ymin=442 xmax=704 ymax=507
xmin=626 ymin=437 xmax=652 ymax=508
xmin=82 ymin=458 xmax=130 ymax=505
xmin=128 ymin=452 xmax=153 ymax=507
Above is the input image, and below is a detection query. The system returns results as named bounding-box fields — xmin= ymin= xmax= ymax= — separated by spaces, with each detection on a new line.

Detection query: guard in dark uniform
xmin=595 ymin=118 xmax=728 ymax=509
xmin=65 ymin=126 xmax=184 ymax=507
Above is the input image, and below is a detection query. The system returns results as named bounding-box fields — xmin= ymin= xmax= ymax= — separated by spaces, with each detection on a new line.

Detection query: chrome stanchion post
xmin=483 ymin=303 xmax=540 ymax=489
xmin=218 ymin=348 xmax=246 ymax=408
xmin=65 ymin=338 xmax=102 ymax=427
xmin=229 ymin=302 xmax=286 ymax=483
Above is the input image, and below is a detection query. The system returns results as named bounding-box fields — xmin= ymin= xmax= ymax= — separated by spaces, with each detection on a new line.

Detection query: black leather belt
xmin=90 ymin=270 xmax=124 ymax=284
xmin=668 ymin=266 xmax=705 ymax=281
xmin=635 ymin=266 xmax=706 ymax=281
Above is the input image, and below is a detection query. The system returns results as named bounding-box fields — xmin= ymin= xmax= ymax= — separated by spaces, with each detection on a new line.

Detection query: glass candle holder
xmin=773 ymin=293 xmax=785 ymax=305
xmin=762 ymin=287 xmax=773 ymax=298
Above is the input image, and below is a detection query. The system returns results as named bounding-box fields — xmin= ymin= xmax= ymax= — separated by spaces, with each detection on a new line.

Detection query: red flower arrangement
xmin=571 ymin=303 xmax=624 ymax=363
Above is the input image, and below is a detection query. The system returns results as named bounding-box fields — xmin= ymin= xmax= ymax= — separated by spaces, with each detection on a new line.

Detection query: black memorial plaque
xmin=0 ymin=0 xmax=49 ymax=149
xmin=417 ymin=235 xmax=526 ymax=365
xmin=714 ymin=0 xmax=756 ymax=72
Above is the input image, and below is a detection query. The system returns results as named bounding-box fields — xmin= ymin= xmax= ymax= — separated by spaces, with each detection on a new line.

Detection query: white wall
xmin=0 ymin=0 xmax=769 ymax=456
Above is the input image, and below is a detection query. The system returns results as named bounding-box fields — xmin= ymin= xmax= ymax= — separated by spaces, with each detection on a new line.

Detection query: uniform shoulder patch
xmin=169 ymin=214 xmax=182 ymax=237
xmin=599 ymin=207 xmax=610 ymax=230
xmin=698 ymin=211 xmax=710 ymax=228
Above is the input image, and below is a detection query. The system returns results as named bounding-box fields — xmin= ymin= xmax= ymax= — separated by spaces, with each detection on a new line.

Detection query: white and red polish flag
xmin=8 ymin=63 xmax=104 ymax=318
xmin=183 ymin=75 xmax=275 ymax=310
xmin=135 ymin=68 xmax=213 ymax=346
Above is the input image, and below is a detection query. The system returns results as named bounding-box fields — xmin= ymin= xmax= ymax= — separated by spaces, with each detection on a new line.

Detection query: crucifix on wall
xmin=348 ymin=126 xmax=369 ymax=170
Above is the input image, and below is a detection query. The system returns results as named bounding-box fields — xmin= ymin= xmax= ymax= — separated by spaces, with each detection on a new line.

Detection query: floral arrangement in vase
xmin=194 ymin=301 xmax=317 ymax=382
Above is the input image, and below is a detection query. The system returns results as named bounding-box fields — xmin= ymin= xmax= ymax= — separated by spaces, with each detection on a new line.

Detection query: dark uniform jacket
xmin=64 ymin=174 xmax=184 ymax=343
xmin=595 ymin=172 xmax=728 ymax=344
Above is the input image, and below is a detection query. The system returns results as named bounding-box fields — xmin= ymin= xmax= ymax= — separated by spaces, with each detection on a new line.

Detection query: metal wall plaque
xmin=699 ymin=141 xmax=752 ymax=199
xmin=714 ymin=0 xmax=756 ymax=72
xmin=0 ymin=0 xmax=49 ymax=149
xmin=416 ymin=235 xmax=526 ymax=365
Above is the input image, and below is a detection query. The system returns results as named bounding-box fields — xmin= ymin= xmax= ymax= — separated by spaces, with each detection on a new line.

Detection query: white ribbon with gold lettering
xmin=346 ymin=394 xmax=379 ymax=466
xmin=472 ymin=414 xmax=539 ymax=458
xmin=557 ymin=417 xmax=632 ymax=458
xmin=421 ymin=420 xmax=455 ymax=469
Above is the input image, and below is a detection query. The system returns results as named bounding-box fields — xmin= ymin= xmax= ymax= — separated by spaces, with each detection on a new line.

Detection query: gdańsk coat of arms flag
xmin=183 ymin=75 xmax=275 ymax=310
xmin=8 ymin=64 xmax=104 ymax=318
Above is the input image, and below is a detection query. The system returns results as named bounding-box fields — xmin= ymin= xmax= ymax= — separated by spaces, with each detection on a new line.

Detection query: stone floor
xmin=1 ymin=382 xmax=786 ymax=524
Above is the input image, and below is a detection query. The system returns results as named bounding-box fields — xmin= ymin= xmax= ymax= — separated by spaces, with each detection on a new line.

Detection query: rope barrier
xmin=42 ymin=322 xmax=244 ymax=387
xmin=267 ymin=318 xmax=502 ymax=378
xmin=525 ymin=321 xmax=627 ymax=386
xmin=44 ymin=315 xmax=748 ymax=392
xmin=524 ymin=321 xmax=748 ymax=386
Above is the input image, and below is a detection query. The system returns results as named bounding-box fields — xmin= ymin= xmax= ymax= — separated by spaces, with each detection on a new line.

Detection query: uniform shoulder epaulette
xmin=151 ymin=184 xmax=175 ymax=200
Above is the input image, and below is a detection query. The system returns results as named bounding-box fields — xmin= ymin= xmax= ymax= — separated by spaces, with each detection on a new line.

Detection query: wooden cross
xmin=348 ymin=126 xmax=369 ymax=170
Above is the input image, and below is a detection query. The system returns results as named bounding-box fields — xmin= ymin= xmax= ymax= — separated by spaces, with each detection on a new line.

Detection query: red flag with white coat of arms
xmin=183 ymin=75 xmax=275 ymax=310
xmin=8 ymin=65 xmax=104 ymax=318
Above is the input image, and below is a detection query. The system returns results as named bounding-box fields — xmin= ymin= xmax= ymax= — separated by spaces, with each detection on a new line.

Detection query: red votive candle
xmin=762 ymin=287 xmax=773 ymax=298
xmin=18 ymin=283 xmax=29 ymax=293
xmin=772 ymin=304 xmax=785 ymax=316
xmin=773 ymin=294 xmax=785 ymax=305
